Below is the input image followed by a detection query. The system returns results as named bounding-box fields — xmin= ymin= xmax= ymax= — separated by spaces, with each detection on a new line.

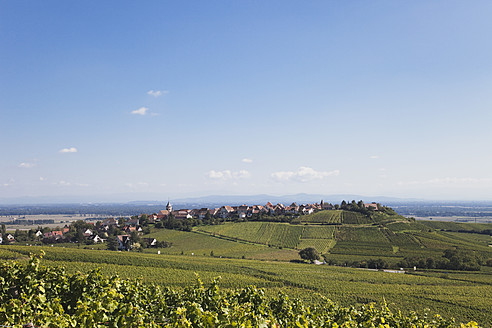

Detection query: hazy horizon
xmin=2 ymin=1 xmax=492 ymax=201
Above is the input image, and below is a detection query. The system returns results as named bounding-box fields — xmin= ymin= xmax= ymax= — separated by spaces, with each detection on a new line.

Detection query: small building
xmin=364 ymin=202 xmax=379 ymax=211
xmin=157 ymin=210 xmax=170 ymax=220
xmin=117 ymin=235 xmax=131 ymax=251
xmin=144 ymin=238 xmax=158 ymax=247
xmin=285 ymin=202 xmax=299 ymax=214
xmin=90 ymin=235 xmax=105 ymax=243
xmin=219 ymin=206 xmax=235 ymax=219
xmin=237 ymin=205 xmax=250 ymax=218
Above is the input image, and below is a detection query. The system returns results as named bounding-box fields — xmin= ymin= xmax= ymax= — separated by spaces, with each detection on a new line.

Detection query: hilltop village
xmin=0 ymin=200 xmax=381 ymax=250
xmin=151 ymin=200 xmax=379 ymax=221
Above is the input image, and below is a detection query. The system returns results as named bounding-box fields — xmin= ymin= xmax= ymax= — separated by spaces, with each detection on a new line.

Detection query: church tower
xmin=166 ymin=200 xmax=173 ymax=212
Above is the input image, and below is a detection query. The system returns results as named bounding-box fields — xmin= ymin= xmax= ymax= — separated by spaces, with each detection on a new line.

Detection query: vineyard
xmin=1 ymin=245 xmax=492 ymax=325
xmin=294 ymin=210 xmax=343 ymax=224
xmin=1 ymin=252 xmax=484 ymax=327
xmin=197 ymin=222 xmax=304 ymax=248
xmin=196 ymin=222 xmax=339 ymax=253
xmin=1 ymin=215 xmax=492 ymax=325
xmin=146 ymin=227 xmax=299 ymax=260
xmin=190 ymin=217 xmax=492 ymax=263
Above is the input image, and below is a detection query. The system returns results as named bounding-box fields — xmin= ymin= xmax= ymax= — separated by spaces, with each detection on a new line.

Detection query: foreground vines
xmin=0 ymin=252 xmax=480 ymax=327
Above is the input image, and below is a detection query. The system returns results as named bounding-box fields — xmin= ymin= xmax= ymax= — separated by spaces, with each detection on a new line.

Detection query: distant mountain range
xmin=170 ymin=193 xmax=420 ymax=206
xmin=0 ymin=193 xmax=419 ymax=206
xmin=4 ymin=193 xmax=492 ymax=207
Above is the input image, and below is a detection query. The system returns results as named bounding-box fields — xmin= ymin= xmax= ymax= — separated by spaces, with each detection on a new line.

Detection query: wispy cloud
xmin=271 ymin=166 xmax=340 ymax=183
xmin=18 ymin=162 xmax=36 ymax=168
xmin=131 ymin=107 xmax=149 ymax=115
xmin=54 ymin=180 xmax=71 ymax=186
xmin=207 ymin=170 xmax=251 ymax=180
xmin=39 ymin=177 xmax=47 ymax=181
xmin=369 ymin=155 xmax=379 ymax=159
xmin=59 ymin=147 xmax=78 ymax=153
xmin=242 ymin=158 xmax=253 ymax=163
xmin=147 ymin=90 xmax=168 ymax=97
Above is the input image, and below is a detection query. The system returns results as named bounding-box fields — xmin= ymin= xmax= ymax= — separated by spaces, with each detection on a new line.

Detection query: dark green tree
xmin=107 ymin=236 xmax=119 ymax=251
xmin=299 ymin=247 xmax=320 ymax=262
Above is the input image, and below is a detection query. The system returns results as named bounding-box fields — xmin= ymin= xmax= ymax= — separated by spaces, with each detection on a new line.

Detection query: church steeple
xmin=166 ymin=200 xmax=173 ymax=212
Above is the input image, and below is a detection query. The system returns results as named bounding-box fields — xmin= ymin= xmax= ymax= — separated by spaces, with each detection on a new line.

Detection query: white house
xmin=91 ymin=235 xmax=105 ymax=243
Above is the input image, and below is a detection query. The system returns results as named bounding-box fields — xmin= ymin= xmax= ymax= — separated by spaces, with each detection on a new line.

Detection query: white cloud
xmin=39 ymin=177 xmax=47 ymax=181
xmin=59 ymin=147 xmax=78 ymax=153
xmin=369 ymin=155 xmax=379 ymax=159
xmin=235 ymin=170 xmax=251 ymax=179
xmin=18 ymin=162 xmax=36 ymax=168
xmin=271 ymin=166 xmax=340 ymax=183
xmin=242 ymin=158 xmax=253 ymax=163
xmin=207 ymin=170 xmax=251 ymax=180
xmin=271 ymin=171 xmax=295 ymax=181
xmin=147 ymin=90 xmax=168 ymax=97
xmin=54 ymin=180 xmax=71 ymax=186
xmin=131 ymin=107 xmax=149 ymax=115
xmin=208 ymin=170 xmax=231 ymax=179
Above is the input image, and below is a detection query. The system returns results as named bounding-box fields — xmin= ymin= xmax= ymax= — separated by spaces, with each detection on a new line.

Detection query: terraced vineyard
xmin=192 ymin=215 xmax=492 ymax=264
xmin=301 ymin=225 xmax=335 ymax=239
xmin=197 ymin=222 xmax=304 ymax=248
xmin=297 ymin=238 xmax=335 ymax=253
xmin=335 ymin=226 xmax=389 ymax=243
xmin=341 ymin=211 xmax=372 ymax=224
xmin=147 ymin=227 xmax=299 ymax=260
xmin=294 ymin=210 xmax=343 ymax=224
xmin=197 ymin=223 xmax=338 ymax=253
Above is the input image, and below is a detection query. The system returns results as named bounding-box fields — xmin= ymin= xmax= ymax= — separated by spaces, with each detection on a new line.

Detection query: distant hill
xmin=172 ymin=193 xmax=416 ymax=206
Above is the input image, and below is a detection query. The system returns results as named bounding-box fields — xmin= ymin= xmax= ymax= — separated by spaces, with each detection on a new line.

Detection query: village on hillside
xmin=0 ymin=200 xmax=381 ymax=251
xmin=151 ymin=200 xmax=379 ymax=221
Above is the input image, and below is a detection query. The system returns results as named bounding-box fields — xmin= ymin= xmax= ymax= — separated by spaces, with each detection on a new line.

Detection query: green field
xmin=187 ymin=218 xmax=492 ymax=268
xmin=1 ymin=245 xmax=491 ymax=326
xmin=294 ymin=210 xmax=343 ymax=224
xmin=197 ymin=222 xmax=304 ymax=248
xmin=146 ymin=228 xmax=300 ymax=261
xmin=2 ymin=214 xmax=492 ymax=326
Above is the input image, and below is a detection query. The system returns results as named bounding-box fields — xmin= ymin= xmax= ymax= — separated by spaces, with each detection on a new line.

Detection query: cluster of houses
xmin=0 ymin=233 xmax=15 ymax=244
xmin=146 ymin=200 xmax=379 ymax=221
xmin=99 ymin=217 xmax=158 ymax=250
xmin=0 ymin=217 xmax=146 ymax=247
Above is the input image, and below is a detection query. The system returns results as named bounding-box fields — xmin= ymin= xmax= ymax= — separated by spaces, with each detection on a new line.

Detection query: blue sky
xmin=1 ymin=1 xmax=492 ymax=202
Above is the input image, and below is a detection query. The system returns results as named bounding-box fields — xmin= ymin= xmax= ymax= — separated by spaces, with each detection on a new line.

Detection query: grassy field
xmin=189 ymin=219 xmax=492 ymax=265
xmin=196 ymin=222 xmax=305 ymax=248
xmin=2 ymin=215 xmax=492 ymax=325
xmin=146 ymin=228 xmax=300 ymax=261
xmin=294 ymin=210 xmax=343 ymax=224
xmin=1 ymin=245 xmax=491 ymax=326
